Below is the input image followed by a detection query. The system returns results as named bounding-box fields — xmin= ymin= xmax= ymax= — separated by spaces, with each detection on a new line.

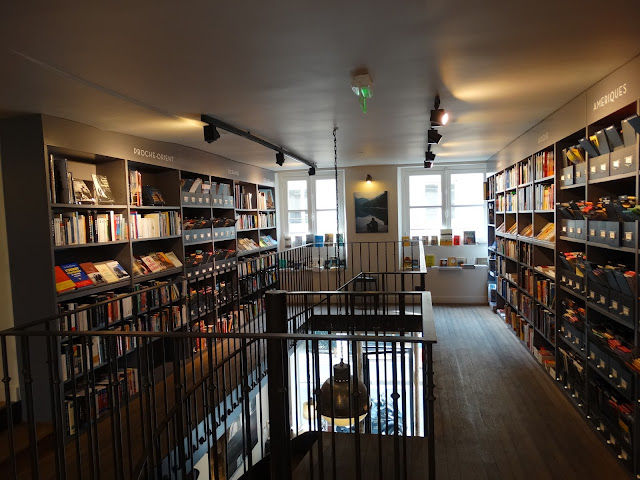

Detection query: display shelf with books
xmin=128 ymin=161 xmax=180 ymax=208
xmin=488 ymin=95 xmax=640 ymax=474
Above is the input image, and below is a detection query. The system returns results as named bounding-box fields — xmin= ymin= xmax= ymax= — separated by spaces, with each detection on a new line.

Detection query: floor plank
xmin=432 ymin=305 xmax=631 ymax=480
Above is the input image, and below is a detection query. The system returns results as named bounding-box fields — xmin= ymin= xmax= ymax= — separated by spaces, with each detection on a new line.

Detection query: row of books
xmin=53 ymin=211 xmax=127 ymax=246
xmin=536 ymin=222 xmax=555 ymax=242
xmin=49 ymin=156 xmax=115 ymax=205
xmin=534 ymin=184 xmax=554 ymax=210
xmin=518 ymin=159 xmax=532 ymax=185
xmin=535 ymin=279 xmax=555 ymax=309
xmin=496 ymin=191 xmax=516 ymax=212
xmin=238 ymin=253 xmax=277 ymax=278
xmin=496 ymin=238 xmax=517 ymax=258
xmin=130 ymin=211 xmax=181 ymax=239
xmin=258 ymin=212 xmax=276 ymax=228
xmin=237 ymin=213 xmax=258 ymax=230
xmin=132 ymin=251 xmax=183 ymax=277
xmin=259 ymin=235 xmax=277 ymax=248
xmin=257 ymin=189 xmax=275 ymax=210
xmin=533 ymin=150 xmax=554 ymax=179
xmin=56 ymin=261 xmax=130 ymax=294
xmin=59 ymin=293 xmax=134 ymax=331
xmin=238 ymin=237 xmax=260 ymax=252
xmin=132 ymin=280 xmax=182 ymax=312
xmin=239 ymin=270 xmax=277 ymax=297
xmin=234 ymin=185 xmax=253 ymax=209
xmin=517 ymin=186 xmax=532 ymax=210
xmin=503 ymin=166 xmax=518 ymax=190
xmin=534 ymin=310 xmax=556 ymax=344
xmin=64 ymin=368 xmax=139 ymax=435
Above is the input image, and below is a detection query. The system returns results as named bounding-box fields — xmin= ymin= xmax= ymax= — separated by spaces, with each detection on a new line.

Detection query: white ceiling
xmin=1 ymin=2 xmax=640 ymax=171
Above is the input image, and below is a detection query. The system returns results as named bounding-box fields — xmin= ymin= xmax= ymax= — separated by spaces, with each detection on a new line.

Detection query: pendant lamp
xmin=319 ymin=360 xmax=370 ymax=427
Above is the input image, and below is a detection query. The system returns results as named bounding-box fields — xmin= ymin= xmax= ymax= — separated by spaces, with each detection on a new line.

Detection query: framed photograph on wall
xmin=354 ymin=191 xmax=389 ymax=233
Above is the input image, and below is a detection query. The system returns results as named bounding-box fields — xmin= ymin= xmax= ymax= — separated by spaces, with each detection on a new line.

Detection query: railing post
xmin=425 ymin=342 xmax=436 ymax=480
xmin=173 ymin=342 xmax=187 ymax=479
xmin=265 ymin=290 xmax=292 ymax=480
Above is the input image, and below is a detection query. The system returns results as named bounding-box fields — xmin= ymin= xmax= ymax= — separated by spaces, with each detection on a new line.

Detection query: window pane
xmin=409 ymin=175 xmax=441 ymax=206
xmin=409 ymin=207 xmax=442 ymax=237
xmin=316 ymin=179 xmax=337 ymax=210
xmin=316 ymin=209 xmax=337 ymax=235
xmin=451 ymin=173 xmax=484 ymax=205
xmin=288 ymin=211 xmax=308 ymax=234
xmin=287 ymin=180 xmax=307 ymax=210
xmin=451 ymin=206 xmax=485 ymax=238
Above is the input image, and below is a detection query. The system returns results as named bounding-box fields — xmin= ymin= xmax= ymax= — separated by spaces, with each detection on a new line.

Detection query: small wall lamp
xmin=365 ymin=174 xmax=373 ymax=183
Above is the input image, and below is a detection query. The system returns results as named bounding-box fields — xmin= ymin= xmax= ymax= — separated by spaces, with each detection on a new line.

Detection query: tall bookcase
xmin=0 ymin=115 xmax=280 ymax=428
xmin=487 ymin=86 xmax=640 ymax=474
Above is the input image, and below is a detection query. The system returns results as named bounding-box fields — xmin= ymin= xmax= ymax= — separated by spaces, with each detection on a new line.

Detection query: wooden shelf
xmin=131 ymin=234 xmax=182 ymax=243
xmin=57 ymin=279 xmax=132 ymax=301
xmin=132 ymin=267 xmax=183 ymax=283
xmin=534 ymin=175 xmax=554 ymax=183
xmin=129 ymin=205 xmax=181 ymax=211
xmin=51 ymin=203 xmax=128 ymax=210
xmin=54 ymin=240 xmax=129 ymax=250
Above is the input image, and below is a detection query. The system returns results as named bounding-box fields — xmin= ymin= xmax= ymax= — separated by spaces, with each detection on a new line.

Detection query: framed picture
xmin=355 ymin=191 xmax=388 ymax=233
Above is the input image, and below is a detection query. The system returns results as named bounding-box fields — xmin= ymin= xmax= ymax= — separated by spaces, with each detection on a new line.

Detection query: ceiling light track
xmin=200 ymin=114 xmax=316 ymax=169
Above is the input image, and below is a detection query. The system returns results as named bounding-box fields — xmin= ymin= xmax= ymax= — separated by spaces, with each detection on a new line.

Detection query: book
xmin=142 ymin=186 xmax=165 ymax=206
xmin=604 ymin=126 xmax=624 ymax=150
xmin=188 ymin=178 xmax=203 ymax=193
xmin=72 ymin=179 xmax=96 ymax=204
xmin=53 ymin=158 xmax=72 ymax=203
xmin=153 ymin=252 xmax=175 ymax=270
xmin=92 ymin=174 xmax=115 ymax=204
xmin=140 ymin=255 xmax=163 ymax=272
xmin=93 ymin=262 xmax=120 ymax=283
xmin=164 ymin=252 xmax=183 ymax=267
xmin=324 ymin=233 xmax=334 ymax=244
xmin=594 ymin=130 xmax=611 ymax=154
xmin=60 ymin=263 xmax=94 ymax=288
xmin=55 ymin=266 xmax=76 ymax=293
xmin=79 ymin=262 xmax=108 ymax=285
xmin=105 ymin=260 xmax=130 ymax=280
xmin=181 ymin=178 xmax=195 ymax=192
xmin=425 ymin=254 xmax=436 ymax=267
xmin=447 ymin=257 xmax=457 ymax=267
xmin=463 ymin=231 xmax=476 ymax=245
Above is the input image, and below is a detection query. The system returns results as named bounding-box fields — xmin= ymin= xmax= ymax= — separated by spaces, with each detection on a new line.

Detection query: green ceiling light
xmin=351 ymin=70 xmax=373 ymax=113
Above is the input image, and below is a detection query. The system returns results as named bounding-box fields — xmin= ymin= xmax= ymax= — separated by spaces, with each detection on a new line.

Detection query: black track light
xmin=308 ymin=166 xmax=316 ymax=176
xmin=427 ymin=128 xmax=442 ymax=145
xmin=203 ymin=124 xmax=220 ymax=143
xmin=275 ymin=151 xmax=285 ymax=166
xmin=430 ymin=95 xmax=449 ymax=127
xmin=425 ymin=150 xmax=435 ymax=162
xmin=424 ymin=160 xmax=433 ymax=168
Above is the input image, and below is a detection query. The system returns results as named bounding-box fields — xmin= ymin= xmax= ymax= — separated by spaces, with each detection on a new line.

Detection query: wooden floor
xmin=433 ymin=305 xmax=630 ymax=480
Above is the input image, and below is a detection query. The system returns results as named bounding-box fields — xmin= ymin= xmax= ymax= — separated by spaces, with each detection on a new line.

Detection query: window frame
xmin=400 ymin=166 xmax=486 ymax=240
xmin=277 ymin=169 xmax=346 ymax=240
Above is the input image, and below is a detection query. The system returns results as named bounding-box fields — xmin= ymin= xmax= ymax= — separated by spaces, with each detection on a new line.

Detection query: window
xmin=277 ymin=170 xmax=346 ymax=239
xmin=401 ymin=168 xmax=486 ymax=241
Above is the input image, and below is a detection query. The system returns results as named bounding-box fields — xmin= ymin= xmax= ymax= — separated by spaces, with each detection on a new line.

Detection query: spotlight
xmin=430 ymin=95 xmax=448 ymax=127
xmin=203 ymin=124 xmax=220 ymax=143
xmin=424 ymin=160 xmax=433 ymax=169
xmin=425 ymin=150 xmax=435 ymax=162
xmin=308 ymin=166 xmax=316 ymax=176
xmin=427 ymin=128 xmax=442 ymax=145
xmin=275 ymin=151 xmax=285 ymax=166
xmin=366 ymin=174 xmax=373 ymax=183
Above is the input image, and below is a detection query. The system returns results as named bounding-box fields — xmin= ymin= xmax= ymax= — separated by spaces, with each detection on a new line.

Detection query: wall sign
xmin=592 ymin=83 xmax=627 ymax=112
xmin=132 ymin=147 xmax=174 ymax=163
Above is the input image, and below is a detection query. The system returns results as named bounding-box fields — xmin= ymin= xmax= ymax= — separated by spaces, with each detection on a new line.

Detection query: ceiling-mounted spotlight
xmin=424 ymin=160 xmax=433 ymax=169
xmin=427 ymin=128 xmax=442 ymax=145
xmin=203 ymin=124 xmax=220 ymax=143
xmin=425 ymin=150 xmax=435 ymax=162
xmin=430 ymin=95 xmax=449 ymax=127
xmin=365 ymin=174 xmax=373 ymax=183
xmin=275 ymin=151 xmax=285 ymax=166
xmin=308 ymin=166 xmax=316 ymax=176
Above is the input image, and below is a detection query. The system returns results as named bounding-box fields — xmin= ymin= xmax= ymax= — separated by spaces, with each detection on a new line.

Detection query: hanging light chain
xmin=333 ymin=126 xmax=341 ymax=286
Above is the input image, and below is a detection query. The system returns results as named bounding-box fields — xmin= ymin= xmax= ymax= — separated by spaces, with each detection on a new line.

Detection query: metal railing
xmin=0 ymin=243 xmax=435 ymax=480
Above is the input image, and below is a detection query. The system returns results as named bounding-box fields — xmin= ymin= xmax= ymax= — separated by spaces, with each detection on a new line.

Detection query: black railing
xmin=0 ymin=242 xmax=435 ymax=480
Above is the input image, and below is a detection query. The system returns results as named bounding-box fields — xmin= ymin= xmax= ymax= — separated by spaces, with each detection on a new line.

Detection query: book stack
xmin=536 ymin=223 xmax=555 ymax=242
xmin=259 ymin=235 xmax=277 ymax=248
xmin=132 ymin=251 xmax=183 ymax=277
xmin=55 ymin=261 xmax=130 ymax=294
xmin=129 ymin=170 xmax=143 ymax=206
xmin=238 ymin=237 xmax=260 ymax=252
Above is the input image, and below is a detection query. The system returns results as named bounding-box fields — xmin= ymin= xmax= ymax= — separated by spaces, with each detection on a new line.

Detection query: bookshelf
xmin=0 ymin=114 xmax=279 ymax=431
xmin=487 ymin=94 xmax=639 ymax=474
